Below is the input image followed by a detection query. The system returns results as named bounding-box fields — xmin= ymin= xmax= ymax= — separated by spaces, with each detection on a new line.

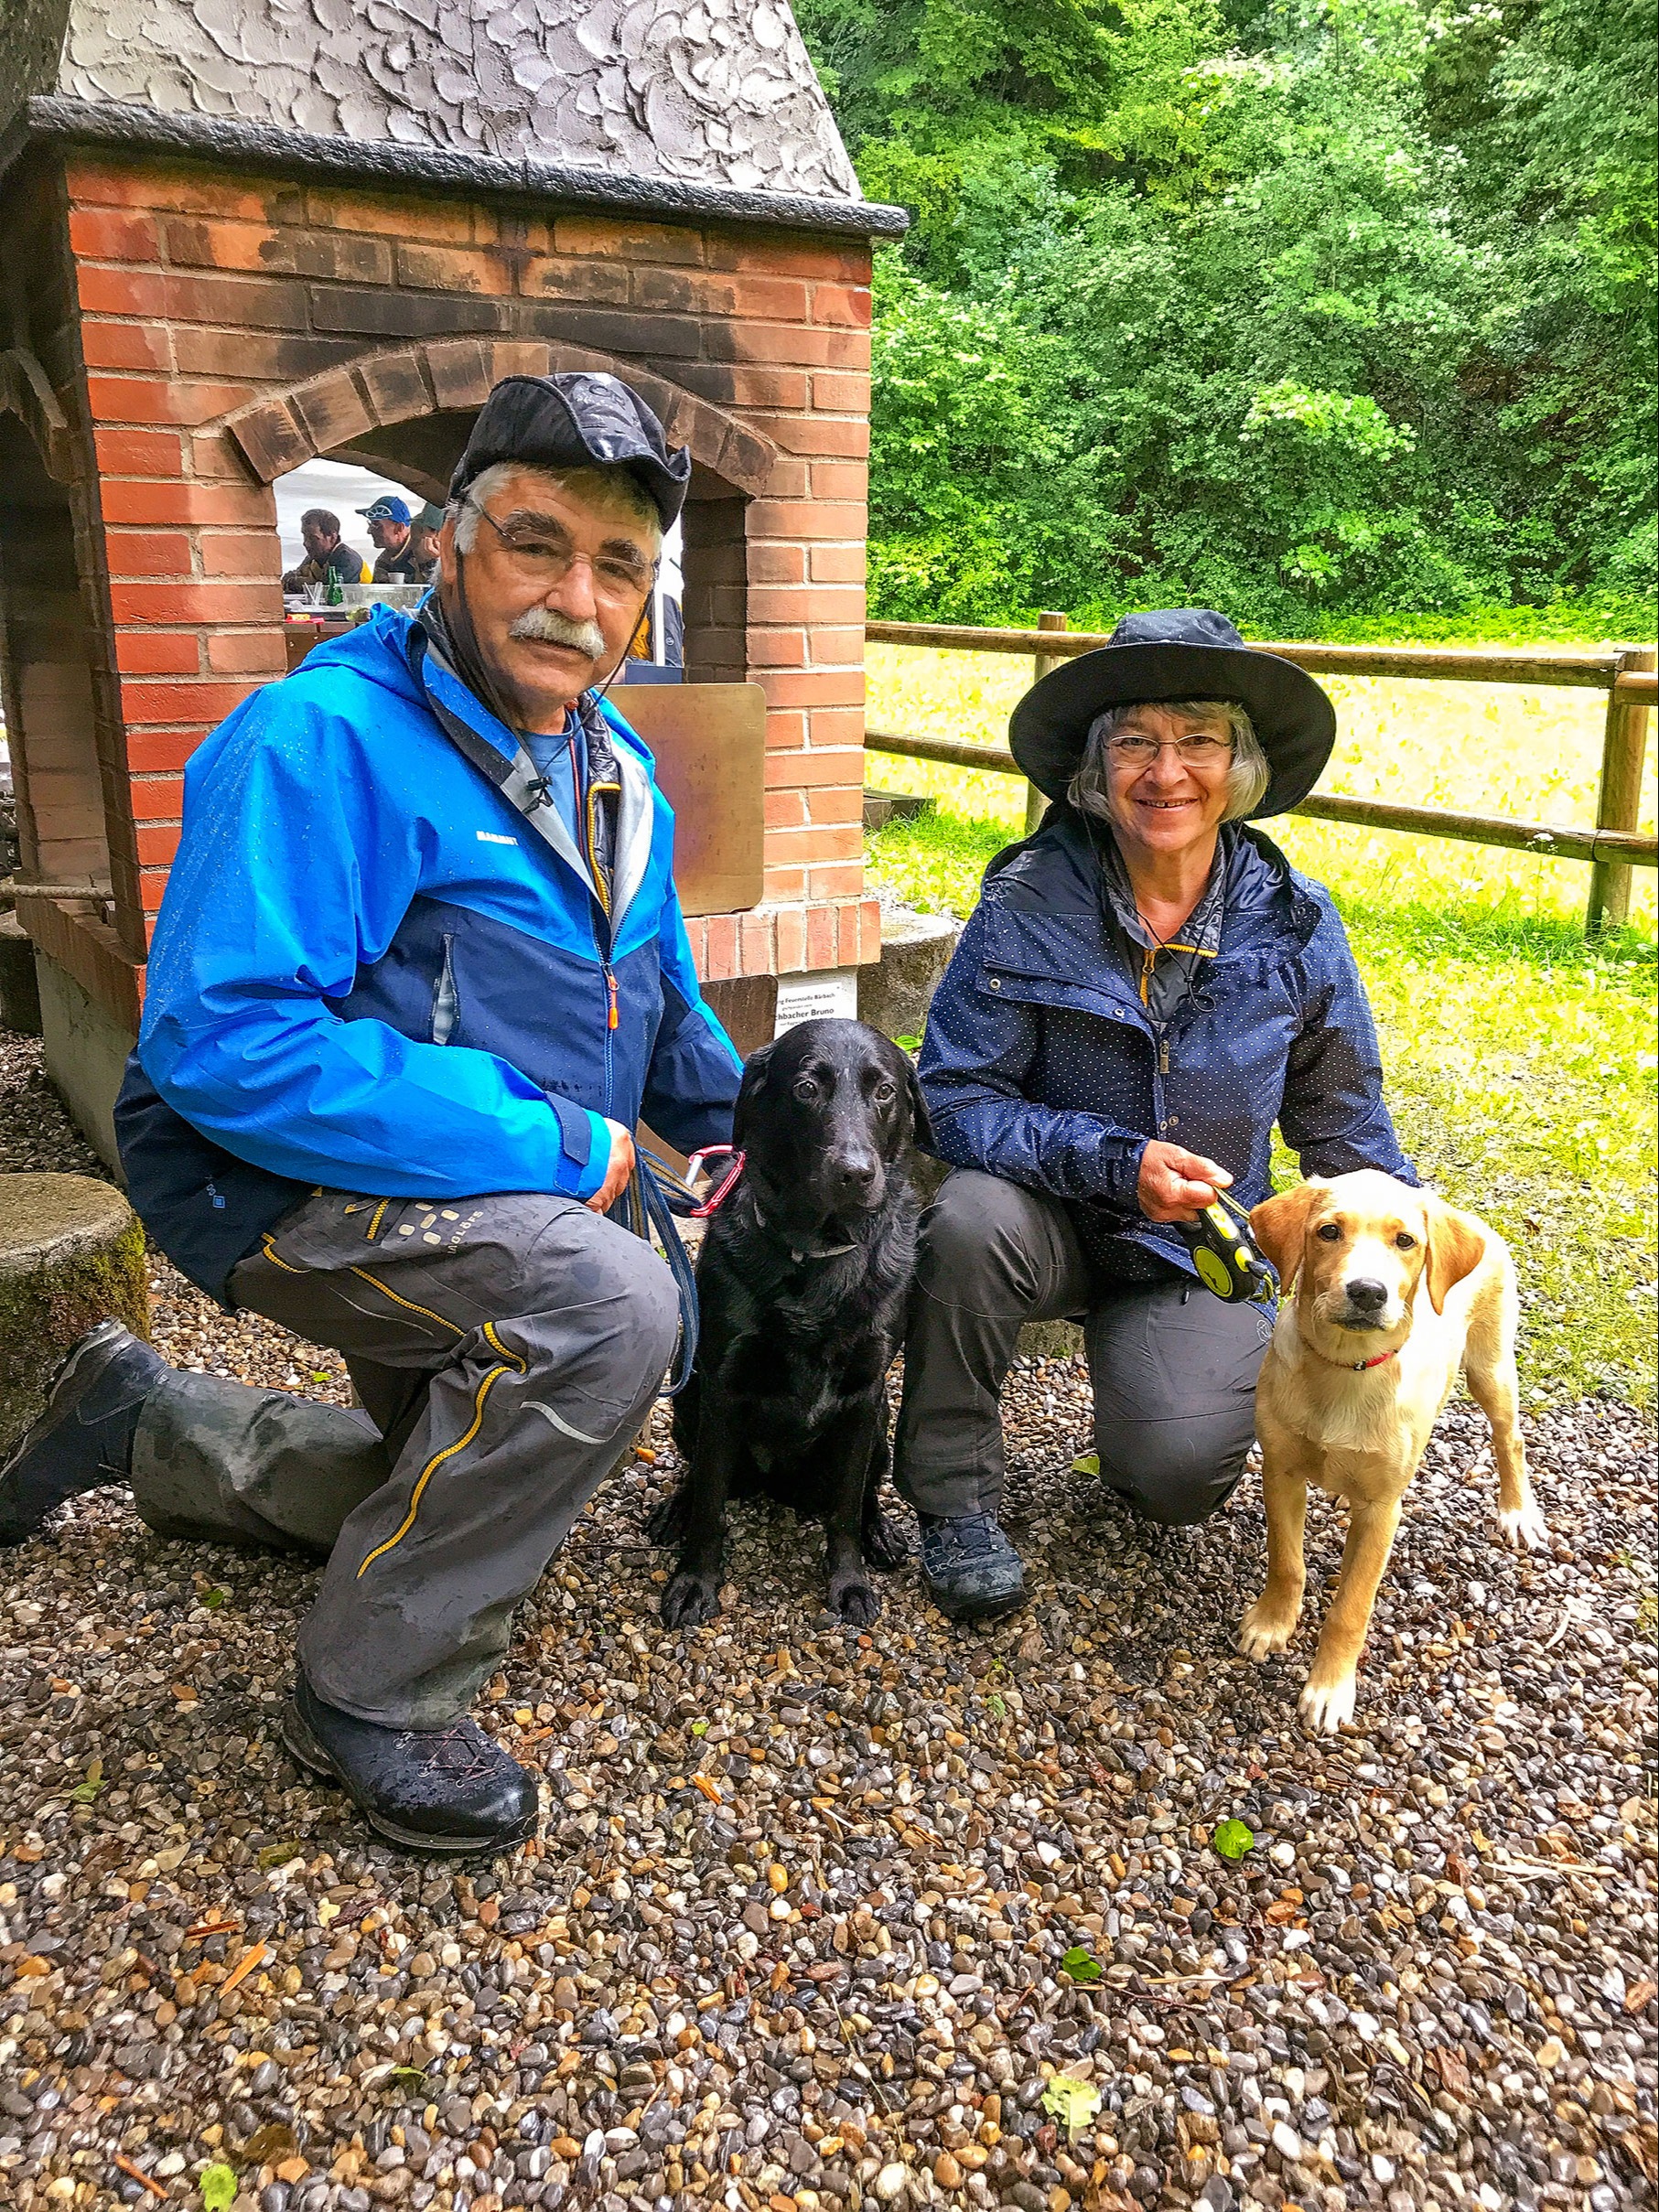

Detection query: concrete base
xmin=858 ymin=906 xmax=961 ymax=1045
xmin=37 ymin=953 xmax=133 ymax=1173
xmin=863 ymin=787 xmax=936 ymax=831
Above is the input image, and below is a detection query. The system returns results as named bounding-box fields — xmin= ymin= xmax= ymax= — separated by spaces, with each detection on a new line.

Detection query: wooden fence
xmin=864 ymin=617 xmax=1657 ymax=936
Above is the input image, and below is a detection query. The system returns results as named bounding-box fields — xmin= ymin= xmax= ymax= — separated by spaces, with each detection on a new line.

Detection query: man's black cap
xmin=448 ymin=372 xmax=692 ymax=531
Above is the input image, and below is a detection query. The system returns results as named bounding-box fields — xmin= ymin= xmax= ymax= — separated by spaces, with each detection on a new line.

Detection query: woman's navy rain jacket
xmin=915 ymin=807 xmax=1415 ymax=1283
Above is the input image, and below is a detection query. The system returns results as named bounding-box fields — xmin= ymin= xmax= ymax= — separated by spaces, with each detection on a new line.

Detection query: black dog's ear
xmin=732 ymin=1040 xmax=776 ymax=1151
xmin=903 ymin=1056 xmax=934 ymax=1152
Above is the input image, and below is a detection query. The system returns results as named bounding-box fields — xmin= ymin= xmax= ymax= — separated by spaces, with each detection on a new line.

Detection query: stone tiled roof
xmin=16 ymin=0 xmax=862 ymax=202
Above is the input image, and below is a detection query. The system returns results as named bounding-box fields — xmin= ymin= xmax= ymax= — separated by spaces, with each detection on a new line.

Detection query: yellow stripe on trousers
xmin=354 ymin=1324 xmax=527 ymax=1579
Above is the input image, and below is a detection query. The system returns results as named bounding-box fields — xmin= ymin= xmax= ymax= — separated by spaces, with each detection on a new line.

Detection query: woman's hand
xmin=1137 ymin=1141 xmax=1232 ymax=1222
xmin=586 ymin=1118 xmax=636 ymax=1214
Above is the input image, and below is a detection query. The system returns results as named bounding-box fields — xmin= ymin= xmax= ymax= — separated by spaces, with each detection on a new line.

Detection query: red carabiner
xmin=685 ymin=1145 xmax=747 ymax=1219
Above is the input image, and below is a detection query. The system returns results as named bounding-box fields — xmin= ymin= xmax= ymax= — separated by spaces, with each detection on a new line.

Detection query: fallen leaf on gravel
xmin=240 ymin=2125 xmax=296 ymax=2163
xmin=1071 ymin=1452 xmax=1099 ymax=1476
xmin=1625 ymin=1978 xmax=1656 ymax=2013
xmin=199 ymin=2164 xmax=237 ymax=2211
xmin=1060 ymin=1944 xmax=1102 ymax=1983
xmin=1212 ymin=1818 xmax=1255 ymax=1860
xmin=1041 ymin=2077 xmax=1101 ymax=2131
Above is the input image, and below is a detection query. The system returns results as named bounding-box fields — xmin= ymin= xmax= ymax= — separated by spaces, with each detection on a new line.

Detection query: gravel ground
xmin=1 ymin=1034 xmax=1654 ymax=2212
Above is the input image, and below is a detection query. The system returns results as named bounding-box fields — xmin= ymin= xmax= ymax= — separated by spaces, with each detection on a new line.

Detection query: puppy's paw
xmin=828 ymin=1574 xmax=881 ymax=1628
xmin=1238 ymin=1598 xmax=1299 ymax=1659
xmin=646 ymin=1484 xmax=691 ymax=1549
xmin=1298 ymin=1673 xmax=1357 ymax=1734
xmin=1498 ymin=1499 xmax=1548 ymax=1552
xmin=861 ymin=1511 xmax=910 ymax=1573
xmin=661 ymin=1570 xmax=721 ymax=1629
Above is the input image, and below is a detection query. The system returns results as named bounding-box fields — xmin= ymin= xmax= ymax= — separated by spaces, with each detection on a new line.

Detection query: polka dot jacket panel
xmin=914 ymin=807 xmax=1417 ymax=1283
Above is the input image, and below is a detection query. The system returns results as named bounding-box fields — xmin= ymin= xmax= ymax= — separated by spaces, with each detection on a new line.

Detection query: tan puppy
xmin=1239 ymin=1169 xmax=1547 ymax=1733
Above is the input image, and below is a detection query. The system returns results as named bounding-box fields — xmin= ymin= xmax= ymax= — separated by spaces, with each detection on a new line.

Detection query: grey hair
xmin=447 ymin=459 xmax=662 ymax=553
xmin=1067 ymin=698 xmax=1272 ymax=824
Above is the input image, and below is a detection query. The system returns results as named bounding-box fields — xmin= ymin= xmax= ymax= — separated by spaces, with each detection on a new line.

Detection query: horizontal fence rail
xmin=864 ymin=619 xmax=1657 ymax=932
xmin=864 ymin=730 xmax=1658 ymax=868
xmin=866 ymin=620 xmax=1628 ymax=690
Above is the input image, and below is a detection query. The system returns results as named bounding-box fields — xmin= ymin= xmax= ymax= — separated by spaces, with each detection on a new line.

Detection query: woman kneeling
xmin=899 ymin=607 xmax=1416 ymax=1620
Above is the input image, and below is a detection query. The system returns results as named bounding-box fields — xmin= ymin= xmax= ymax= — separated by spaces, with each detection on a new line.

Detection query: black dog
xmin=650 ymin=1017 xmax=928 ymax=1627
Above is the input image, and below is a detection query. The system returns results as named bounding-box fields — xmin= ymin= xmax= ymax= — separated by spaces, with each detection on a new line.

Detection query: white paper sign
xmin=774 ymin=967 xmax=860 ymax=1036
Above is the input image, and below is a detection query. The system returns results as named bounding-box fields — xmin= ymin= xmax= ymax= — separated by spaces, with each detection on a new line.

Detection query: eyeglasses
xmin=464 ymin=498 xmax=659 ymax=602
xmin=1105 ymin=733 xmax=1234 ymax=768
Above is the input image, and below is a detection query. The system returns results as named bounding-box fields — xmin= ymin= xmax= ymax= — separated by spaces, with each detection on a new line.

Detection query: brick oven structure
xmin=0 ymin=1 xmax=904 ymax=1154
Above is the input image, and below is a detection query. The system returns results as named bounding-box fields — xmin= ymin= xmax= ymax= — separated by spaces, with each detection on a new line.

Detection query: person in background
xmin=408 ymin=502 xmax=444 ymax=583
xmin=282 ymin=509 xmax=371 ymax=595
xmin=361 ymin=495 xmax=428 ymax=585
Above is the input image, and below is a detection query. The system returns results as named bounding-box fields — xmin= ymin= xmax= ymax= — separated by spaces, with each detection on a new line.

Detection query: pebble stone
xmin=0 ymin=1031 xmax=1654 ymax=2212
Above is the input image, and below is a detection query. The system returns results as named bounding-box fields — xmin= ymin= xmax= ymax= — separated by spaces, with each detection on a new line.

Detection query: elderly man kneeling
xmin=899 ymin=608 xmax=1417 ymax=1620
xmin=0 ymin=375 xmax=742 ymax=1852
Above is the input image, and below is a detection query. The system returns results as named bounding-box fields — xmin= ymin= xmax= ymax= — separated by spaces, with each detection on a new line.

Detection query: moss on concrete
xmin=0 ymin=1174 xmax=149 ymax=1448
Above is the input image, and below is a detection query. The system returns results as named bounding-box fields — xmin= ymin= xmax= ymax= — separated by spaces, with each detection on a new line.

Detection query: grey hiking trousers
xmin=129 ymin=1187 xmax=678 ymax=1728
xmin=896 ymin=1170 xmax=1273 ymax=1526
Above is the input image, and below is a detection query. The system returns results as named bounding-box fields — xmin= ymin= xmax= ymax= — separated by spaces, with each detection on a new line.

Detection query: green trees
xmin=798 ymin=0 xmax=1657 ymax=629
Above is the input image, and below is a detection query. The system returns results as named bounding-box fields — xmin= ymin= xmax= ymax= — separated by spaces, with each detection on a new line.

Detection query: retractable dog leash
xmin=1177 ymin=1187 xmax=1278 ymax=1305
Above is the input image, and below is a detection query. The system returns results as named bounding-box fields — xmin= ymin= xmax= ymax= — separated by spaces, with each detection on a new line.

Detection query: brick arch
xmin=219 ymin=337 xmax=779 ymax=497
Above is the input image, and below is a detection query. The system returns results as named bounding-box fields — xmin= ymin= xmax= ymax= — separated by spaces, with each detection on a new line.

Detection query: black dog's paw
xmin=828 ymin=1574 xmax=882 ymax=1627
xmin=662 ymin=1570 xmax=721 ymax=1628
xmin=861 ymin=1510 xmax=910 ymax=1573
xmin=647 ymin=1483 xmax=691 ymax=1548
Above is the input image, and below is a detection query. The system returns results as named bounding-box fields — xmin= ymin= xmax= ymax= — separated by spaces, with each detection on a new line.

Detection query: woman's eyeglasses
xmin=465 ymin=499 xmax=658 ymax=602
xmin=1106 ymin=733 xmax=1234 ymax=768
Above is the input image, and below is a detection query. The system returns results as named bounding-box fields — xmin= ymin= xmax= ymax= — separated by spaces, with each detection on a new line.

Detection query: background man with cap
xmin=360 ymin=492 xmax=427 ymax=583
xmin=900 ymin=609 xmax=1417 ymax=1622
xmin=0 ymin=374 xmax=742 ymax=1856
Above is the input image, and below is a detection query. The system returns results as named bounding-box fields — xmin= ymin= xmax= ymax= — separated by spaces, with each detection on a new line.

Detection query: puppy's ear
xmin=903 ymin=1057 xmax=934 ymax=1152
xmin=1250 ymin=1183 xmax=1321 ymax=1294
xmin=1425 ymin=1197 xmax=1485 ymax=1315
xmin=731 ymin=1040 xmax=776 ymax=1152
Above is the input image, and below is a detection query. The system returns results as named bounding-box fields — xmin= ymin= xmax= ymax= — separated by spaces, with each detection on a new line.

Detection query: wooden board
xmin=614 ymin=682 xmax=766 ymax=917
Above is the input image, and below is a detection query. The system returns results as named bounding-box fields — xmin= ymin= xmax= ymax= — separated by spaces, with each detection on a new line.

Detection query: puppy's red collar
xmin=685 ymin=1146 xmax=746 ymax=1219
xmin=1307 ymin=1339 xmax=1400 ymax=1373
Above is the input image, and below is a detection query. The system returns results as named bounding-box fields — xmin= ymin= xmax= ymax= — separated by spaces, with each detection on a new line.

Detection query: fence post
xmin=1586 ymin=644 xmax=1656 ymax=936
xmin=1024 ymin=610 xmax=1069 ymax=833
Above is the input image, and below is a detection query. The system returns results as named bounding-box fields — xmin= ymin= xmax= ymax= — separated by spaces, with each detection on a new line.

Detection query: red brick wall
xmin=45 ymin=151 xmax=879 ymax=996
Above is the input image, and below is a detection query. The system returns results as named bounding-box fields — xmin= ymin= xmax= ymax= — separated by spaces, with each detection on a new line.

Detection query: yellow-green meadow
xmin=863 ymin=642 xmax=1658 ymax=1406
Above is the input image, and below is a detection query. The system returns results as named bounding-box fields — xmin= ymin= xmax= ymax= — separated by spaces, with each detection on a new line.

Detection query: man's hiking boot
xmin=0 ymin=1319 xmax=167 ymax=1546
xmin=282 ymin=1671 xmax=540 ymax=1855
xmin=919 ymin=1509 xmax=1027 ymax=1622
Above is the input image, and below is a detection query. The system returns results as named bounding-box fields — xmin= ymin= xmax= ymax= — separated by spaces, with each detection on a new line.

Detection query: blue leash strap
xmin=626 ymin=1148 xmax=702 ymax=1395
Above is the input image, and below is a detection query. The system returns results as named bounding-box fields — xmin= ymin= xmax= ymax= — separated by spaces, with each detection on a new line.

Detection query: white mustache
xmin=508 ymin=607 xmax=606 ymax=657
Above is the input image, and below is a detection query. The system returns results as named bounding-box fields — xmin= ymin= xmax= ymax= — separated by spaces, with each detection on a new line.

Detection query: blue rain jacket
xmin=116 ymin=606 xmax=742 ymax=1304
xmin=917 ymin=807 xmax=1414 ymax=1283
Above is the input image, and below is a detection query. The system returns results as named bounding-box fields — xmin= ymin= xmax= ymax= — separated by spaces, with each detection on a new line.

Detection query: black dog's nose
xmin=831 ymin=1154 xmax=878 ymax=1197
xmin=1345 ymin=1277 xmax=1389 ymax=1313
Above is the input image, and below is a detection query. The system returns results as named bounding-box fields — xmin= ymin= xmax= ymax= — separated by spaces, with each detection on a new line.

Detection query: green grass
xmin=864 ymin=640 xmax=1658 ymax=1408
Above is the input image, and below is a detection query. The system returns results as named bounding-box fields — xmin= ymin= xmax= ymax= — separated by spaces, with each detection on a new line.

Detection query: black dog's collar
xmin=750 ymin=1197 xmax=860 ymax=1262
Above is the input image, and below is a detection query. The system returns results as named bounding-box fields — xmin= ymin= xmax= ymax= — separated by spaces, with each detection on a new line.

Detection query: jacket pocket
xmin=431 ymin=934 xmax=459 ymax=1045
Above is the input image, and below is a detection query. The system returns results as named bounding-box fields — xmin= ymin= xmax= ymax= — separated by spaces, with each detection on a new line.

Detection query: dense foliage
xmin=796 ymin=0 xmax=1657 ymax=633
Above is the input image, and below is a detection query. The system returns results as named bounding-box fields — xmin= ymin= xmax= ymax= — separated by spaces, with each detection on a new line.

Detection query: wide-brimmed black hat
xmin=449 ymin=372 xmax=692 ymax=531
xmin=1009 ymin=607 xmax=1336 ymax=817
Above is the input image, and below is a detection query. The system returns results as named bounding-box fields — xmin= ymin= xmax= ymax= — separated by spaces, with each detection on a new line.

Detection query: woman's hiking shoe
xmin=919 ymin=1510 xmax=1027 ymax=1621
xmin=0 ymin=1319 xmax=167 ymax=1545
xmin=282 ymin=1672 xmax=540 ymax=1855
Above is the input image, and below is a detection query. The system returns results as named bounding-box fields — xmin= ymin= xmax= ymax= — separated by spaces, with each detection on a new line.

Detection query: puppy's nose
xmin=1345 ymin=1277 xmax=1389 ymax=1313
